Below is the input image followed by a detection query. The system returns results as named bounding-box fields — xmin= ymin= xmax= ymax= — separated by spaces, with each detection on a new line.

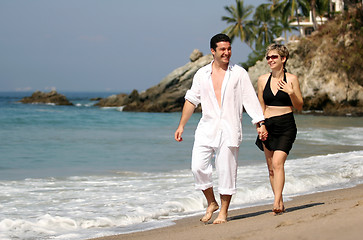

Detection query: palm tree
xmin=272 ymin=15 xmax=299 ymax=42
xmin=221 ymin=0 xmax=255 ymax=49
xmin=269 ymin=0 xmax=282 ymax=12
xmin=315 ymin=0 xmax=330 ymax=24
xmin=278 ymin=0 xmax=310 ymax=35
xmin=253 ymin=3 xmax=277 ymax=49
xmin=310 ymin=0 xmax=318 ymax=30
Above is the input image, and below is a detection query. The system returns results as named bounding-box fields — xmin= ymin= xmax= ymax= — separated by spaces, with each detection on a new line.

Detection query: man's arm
xmin=239 ymin=70 xmax=268 ymax=140
xmin=174 ymin=100 xmax=196 ymax=142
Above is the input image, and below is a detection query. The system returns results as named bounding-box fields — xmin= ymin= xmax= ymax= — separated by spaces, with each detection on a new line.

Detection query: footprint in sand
xmin=276 ymin=221 xmax=294 ymax=228
xmin=354 ymin=200 xmax=363 ymax=207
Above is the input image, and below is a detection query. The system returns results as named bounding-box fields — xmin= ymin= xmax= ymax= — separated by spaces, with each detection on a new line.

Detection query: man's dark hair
xmin=210 ymin=33 xmax=231 ymax=51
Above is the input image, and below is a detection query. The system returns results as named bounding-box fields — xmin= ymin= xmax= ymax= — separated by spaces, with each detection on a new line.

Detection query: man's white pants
xmin=191 ymin=134 xmax=239 ymax=195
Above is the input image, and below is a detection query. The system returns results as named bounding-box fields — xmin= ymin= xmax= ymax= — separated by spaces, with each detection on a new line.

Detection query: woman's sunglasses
xmin=266 ymin=55 xmax=279 ymax=60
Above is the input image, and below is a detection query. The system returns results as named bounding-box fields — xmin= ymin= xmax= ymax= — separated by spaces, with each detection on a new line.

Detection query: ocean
xmin=0 ymin=92 xmax=362 ymax=240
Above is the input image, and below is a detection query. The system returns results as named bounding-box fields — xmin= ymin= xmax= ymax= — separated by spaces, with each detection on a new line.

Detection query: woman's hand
xmin=278 ymin=80 xmax=293 ymax=95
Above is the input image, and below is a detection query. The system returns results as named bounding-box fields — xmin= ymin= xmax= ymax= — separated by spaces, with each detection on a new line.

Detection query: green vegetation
xmin=221 ymin=0 xmax=361 ymax=69
xmin=298 ymin=6 xmax=363 ymax=87
xmin=221 ymin=0 xmax=255 ymax=49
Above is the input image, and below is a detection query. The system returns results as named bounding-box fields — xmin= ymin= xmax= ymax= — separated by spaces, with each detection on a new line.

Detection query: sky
xmin=0 ymin=0 xmax=268 ymax=93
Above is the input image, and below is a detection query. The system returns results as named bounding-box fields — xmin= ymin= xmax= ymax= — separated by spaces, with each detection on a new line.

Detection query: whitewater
xmin=0 ymin=92 xmax=362 ymax=240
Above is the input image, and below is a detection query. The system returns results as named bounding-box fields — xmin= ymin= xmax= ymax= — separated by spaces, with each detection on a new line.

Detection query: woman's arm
xmin=257 ymin=74 xmax=268 ymax=114
xmin=285 ymin=74 xmax=303 ymax=111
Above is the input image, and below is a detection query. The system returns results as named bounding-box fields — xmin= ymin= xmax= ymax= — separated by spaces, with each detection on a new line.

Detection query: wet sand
xmin=89 ymin=184 xmax=363 ymax=240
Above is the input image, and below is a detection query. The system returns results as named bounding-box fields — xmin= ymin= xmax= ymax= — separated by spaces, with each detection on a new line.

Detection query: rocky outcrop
xmin=96 ymin=8 xmax=362 ymax=116
xmin=19 ymin=90 xmax=73 ymax=106
xmin=94 ymin=93 xmax=129 ymax=107
xmin=97 ymin=45 xmax=362 ymax=116
xmin=249 ymin=40 xmax=363 ymax=116
xmin=95 ymin=50 xmax=213 ymax=112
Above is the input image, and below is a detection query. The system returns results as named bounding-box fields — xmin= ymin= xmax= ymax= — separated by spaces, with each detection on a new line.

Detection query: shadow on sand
xmin=227 ymin=202 xmax=325 ymax=222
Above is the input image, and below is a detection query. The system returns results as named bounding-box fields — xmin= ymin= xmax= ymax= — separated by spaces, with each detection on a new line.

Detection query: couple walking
xmin=174 ymin=33 xmax=303 ymax=224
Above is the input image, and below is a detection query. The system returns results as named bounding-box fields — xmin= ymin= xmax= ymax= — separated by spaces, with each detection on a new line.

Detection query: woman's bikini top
xmin=263 ymin=72 xmax=293 ymax=106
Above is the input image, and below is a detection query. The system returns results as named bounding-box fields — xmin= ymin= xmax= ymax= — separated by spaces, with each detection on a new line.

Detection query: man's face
xmin=212 ymin=41 xmax=231 ymax=64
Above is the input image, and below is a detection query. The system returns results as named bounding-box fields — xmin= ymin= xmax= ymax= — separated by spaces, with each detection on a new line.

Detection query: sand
xmin=89 ymin=184 xmax=363 ymax=240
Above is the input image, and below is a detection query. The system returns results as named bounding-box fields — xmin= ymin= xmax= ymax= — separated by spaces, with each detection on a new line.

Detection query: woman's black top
xmin=263 ymin=73 xmax=293 ymax=107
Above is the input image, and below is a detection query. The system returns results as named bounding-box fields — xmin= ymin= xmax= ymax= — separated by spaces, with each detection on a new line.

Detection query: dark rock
xmin=19 ymin=90 xmax=73 ymax=106
xmin=248 ymin=40 xmax=363 ymax=117
xmin=96 ymin=50 xmax=212 ymax=112
xmin=93 ymin=93 xmax=128 ymax=107
xmin=189 ymin=49 xmax=203 ymax=62
xmin=90 ymin=97 xmax=102 ymax=101
xmin=96 ymin=15 xmax=363 ymax=116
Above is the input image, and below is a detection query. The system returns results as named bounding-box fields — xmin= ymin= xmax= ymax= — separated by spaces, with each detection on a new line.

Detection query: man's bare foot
xmin=200 ymin=202 xmax=219 ymax=223
xmin=213 ymin=212 xmax=227 ymax=224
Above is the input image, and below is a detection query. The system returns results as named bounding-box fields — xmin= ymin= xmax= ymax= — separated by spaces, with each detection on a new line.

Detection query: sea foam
xmin=1 ymin=151 xmax=362 ymax=240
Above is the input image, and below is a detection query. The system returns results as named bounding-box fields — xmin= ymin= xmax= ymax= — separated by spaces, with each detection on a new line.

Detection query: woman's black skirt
xmin=255 ymin=112 xmax=297 ymax=155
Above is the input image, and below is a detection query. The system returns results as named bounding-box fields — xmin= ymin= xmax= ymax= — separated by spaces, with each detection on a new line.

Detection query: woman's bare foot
xmin=200 ymin=202 xmax=219 ymax=223
xmin=213 ymin=211 xmax=227 ymax=224
xmin=272 ymin=205 xmax=285 ymax=215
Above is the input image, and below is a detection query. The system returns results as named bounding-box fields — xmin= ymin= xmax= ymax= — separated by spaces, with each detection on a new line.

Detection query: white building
xmin=290 ymin=0 xmax=344 ymax=37
xmin=330 ymin=0 xmax=344 ymax=12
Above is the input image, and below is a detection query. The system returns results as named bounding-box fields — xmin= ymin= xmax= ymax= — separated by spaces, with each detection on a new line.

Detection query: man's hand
xmin=257 ymin=125 xmax=268 ymax=141
xmin=174 ymin=100 xmax=195 ymax=142
xmin=174 ymin=127 xmax=184 ymax=142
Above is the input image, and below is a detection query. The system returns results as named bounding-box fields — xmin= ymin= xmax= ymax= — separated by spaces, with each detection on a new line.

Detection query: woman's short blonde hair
xmin=266 ymin=43 xmax=289 ymax=59
xmin=266 ymin=43 xmax=289 ymax=70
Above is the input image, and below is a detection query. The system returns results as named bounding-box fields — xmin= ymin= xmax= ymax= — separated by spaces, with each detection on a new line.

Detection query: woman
xmin=256 ymin=44 xmax=303 ymax=214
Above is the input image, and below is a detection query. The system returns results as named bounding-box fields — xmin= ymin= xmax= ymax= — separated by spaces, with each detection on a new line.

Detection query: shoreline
xmin=89 ymin=184 xmax=363 ymax=240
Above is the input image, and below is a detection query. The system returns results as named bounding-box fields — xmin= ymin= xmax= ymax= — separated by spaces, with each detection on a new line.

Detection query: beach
xmin=1 ymin=92 xmax=362 ymax=240
xmin=89 ymin=184 xmax=363 ymax=240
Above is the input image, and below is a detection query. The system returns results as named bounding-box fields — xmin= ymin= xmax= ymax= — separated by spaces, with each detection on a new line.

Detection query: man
xmin=174 ymin=33 xmax=267 ymax=224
